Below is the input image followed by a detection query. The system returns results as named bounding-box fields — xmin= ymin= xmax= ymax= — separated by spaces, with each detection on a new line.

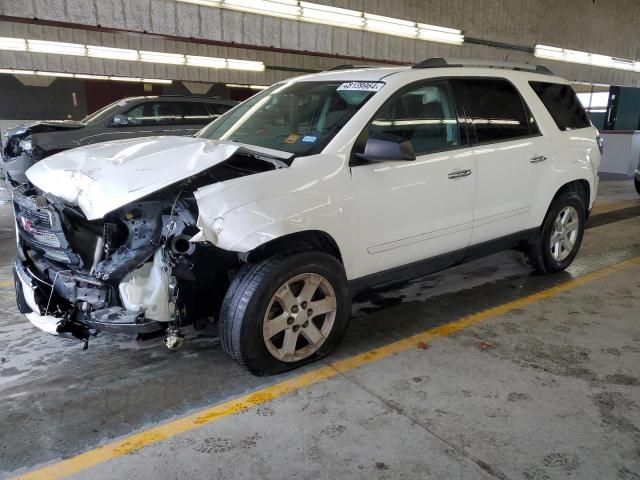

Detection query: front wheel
xmin=635 ymin=178 xmax=640 ymax=196
xmin=525 ymin=191 xmax=586 ymax=274
xmin=219 ymin=252 xmax=350 ymax=375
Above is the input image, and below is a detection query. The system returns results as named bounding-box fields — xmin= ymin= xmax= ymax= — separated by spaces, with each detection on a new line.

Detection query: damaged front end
xmin=13 ymin=149 xmax=285 ymax=348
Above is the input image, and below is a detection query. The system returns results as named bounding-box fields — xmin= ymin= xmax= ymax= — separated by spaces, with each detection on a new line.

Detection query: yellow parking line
xmin=0 ymin=279 xmax=12 ymax=287
xmin=12 ymin=255 xmax=640 ymax=480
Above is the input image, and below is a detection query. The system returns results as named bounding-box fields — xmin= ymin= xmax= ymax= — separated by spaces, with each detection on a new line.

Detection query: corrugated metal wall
xmin=0 ymin=0 xmax=638 ymax=86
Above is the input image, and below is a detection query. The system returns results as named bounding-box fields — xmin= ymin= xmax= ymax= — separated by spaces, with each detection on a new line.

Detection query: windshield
xmin=198 ymin=81 xmax=383 ymax=155
xmin=82 ymin=98 xmax=138 ymax=125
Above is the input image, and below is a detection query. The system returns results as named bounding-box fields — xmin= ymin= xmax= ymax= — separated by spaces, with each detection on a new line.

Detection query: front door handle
xmin=530 ymin=154 xmax=548 ymax=164
xmin=448 ymin=169 xmax=472 ymax=179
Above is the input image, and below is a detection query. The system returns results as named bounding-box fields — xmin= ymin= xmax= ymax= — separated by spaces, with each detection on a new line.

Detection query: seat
xmin=409 ymin=100 xmax=447 ymax=153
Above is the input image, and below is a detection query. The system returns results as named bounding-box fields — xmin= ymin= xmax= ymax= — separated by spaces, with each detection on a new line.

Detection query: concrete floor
xmin=1 ymin=180 xmax=639 ymax=479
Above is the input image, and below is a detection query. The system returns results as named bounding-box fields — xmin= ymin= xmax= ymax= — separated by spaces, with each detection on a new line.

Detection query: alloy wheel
xmin=263 ymin=273 xmax=337 ymax=362
xmin=550 ymin=205 xmax=580 ymax=261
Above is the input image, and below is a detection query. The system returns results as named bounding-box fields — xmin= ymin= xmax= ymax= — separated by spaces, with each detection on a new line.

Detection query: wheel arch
xmin=552 ymin=179 xmax=591 ymax=210
xmin=243 ymin=230 xmax=344 ymax=265
xmin=534 ymin=177 xmax=593 ymax=228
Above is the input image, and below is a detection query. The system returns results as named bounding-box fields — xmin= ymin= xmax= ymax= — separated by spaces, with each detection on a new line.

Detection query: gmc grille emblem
xmin=19 ymin=216 xmax=36 ymax=234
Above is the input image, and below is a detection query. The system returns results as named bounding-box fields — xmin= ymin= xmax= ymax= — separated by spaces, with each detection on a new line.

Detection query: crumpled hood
xmin=4 ymin=120 xmax=85 ymax=137
xmin=26 ymin=136 xmax=291 ymax=221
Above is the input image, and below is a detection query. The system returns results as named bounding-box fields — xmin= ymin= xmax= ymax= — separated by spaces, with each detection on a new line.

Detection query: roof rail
xmin=412 ymin=57 xmax=553 ymax=75
xmin=324 ymin=64 xmax=375 ymax=71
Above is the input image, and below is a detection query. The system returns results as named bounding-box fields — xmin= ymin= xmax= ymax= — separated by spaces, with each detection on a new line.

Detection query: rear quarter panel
xmin=515 ymin=77 xmax=600 ymax=226
xmin=529 ymin=128 xmax=600 ymax=227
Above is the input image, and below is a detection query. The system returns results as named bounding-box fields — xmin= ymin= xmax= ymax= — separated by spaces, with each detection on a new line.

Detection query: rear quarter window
xmin=529 ymin=82 xmax=591 ymax=131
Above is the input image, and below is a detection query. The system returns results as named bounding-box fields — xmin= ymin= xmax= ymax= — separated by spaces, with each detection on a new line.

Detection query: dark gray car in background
xmin=1 ymin=95 xmax=237 ymax=185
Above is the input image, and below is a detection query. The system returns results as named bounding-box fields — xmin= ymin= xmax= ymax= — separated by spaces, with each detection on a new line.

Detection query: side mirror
xmin=354 ymin=133 xmax=416 ymax=163
xmin=111 ymin=113 xmax=129 ymax=127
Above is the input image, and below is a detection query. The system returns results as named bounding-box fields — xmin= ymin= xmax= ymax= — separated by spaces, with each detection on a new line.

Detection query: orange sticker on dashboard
xmin=284 ymin=134 xmax=300 ymax=144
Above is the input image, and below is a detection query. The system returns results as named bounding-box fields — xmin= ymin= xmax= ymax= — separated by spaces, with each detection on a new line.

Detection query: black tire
xmin=635 ymin=178 xmax=640 ymax=196
xmin=219 ymin=252 xmax=350 ymax=376
xmin=13 ymin=266 xmax=33 ymax=314
xmin=526 ymin=191 xmax=586 ymax=274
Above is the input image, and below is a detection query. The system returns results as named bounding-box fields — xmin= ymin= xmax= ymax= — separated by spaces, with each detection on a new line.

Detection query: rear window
xmin=207 ymin=103 xmax=234 ymax=116
xmin=529 ymin=82 xmax=591 ymax=131
xmin=173 ymin=102 xmax=213 ymax=126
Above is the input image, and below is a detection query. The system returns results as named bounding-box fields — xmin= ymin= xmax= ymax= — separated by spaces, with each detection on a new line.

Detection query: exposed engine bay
xmin=13 ymin=151 xmax=286 ymax=349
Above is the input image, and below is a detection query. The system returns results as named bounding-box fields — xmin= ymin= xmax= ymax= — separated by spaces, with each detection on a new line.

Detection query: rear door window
xmin=453 ymin=78 xmax=533 ymax=144
xmin=529 ymin=82 xmax=591 ymax=131
xmin=174 ymin=102 xmax=214 ymax=126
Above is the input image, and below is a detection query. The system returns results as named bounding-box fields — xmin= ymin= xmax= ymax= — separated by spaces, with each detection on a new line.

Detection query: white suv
xmin=13 ymin=59 xmax=601 ymax=375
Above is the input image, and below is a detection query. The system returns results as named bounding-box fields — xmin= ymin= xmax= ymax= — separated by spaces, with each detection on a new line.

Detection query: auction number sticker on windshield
xmin=337 ymin=82 xmax=384 ymax=92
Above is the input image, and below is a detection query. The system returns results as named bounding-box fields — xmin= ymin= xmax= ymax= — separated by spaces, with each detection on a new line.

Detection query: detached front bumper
xmin=14 ymin=257 xmax=165 ymax=338
xmin=13 ymin=258 xmax=93 ymax=339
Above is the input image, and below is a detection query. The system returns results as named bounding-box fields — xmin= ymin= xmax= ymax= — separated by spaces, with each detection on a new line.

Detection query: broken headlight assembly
xmin=19 ymin=136 xmax=33 ymax=153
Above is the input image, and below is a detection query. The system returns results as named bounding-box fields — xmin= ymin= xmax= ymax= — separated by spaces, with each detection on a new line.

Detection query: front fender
xmin=193 ymin=153 xmax=356 ymax=276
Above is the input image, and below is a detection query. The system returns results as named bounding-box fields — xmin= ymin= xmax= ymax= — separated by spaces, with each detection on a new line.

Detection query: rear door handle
xmin=448 ymin=169 xmax=472 ymax=179
xmin=530 ymin=154 xmax=548 ymax=164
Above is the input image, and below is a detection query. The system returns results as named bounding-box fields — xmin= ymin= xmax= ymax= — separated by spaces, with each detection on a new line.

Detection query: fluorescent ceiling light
xmin=418 ymin=24 xmax=464 ymax=45
xmin=0 ymin=68 xmax=172 ymax=83
xmin=106 ymin=76 xmax=173 ymax=84
xmin=364 ymin=13 xmax=417 ymax=37
xmin=110 ymin=76 xmax=142 ymax=82
xmin=0 ymin=37 xmax=27 ymax=51
xmin=36 ymin=71 xmax=75 ymax=77
xmin=186 ymin=55 xmax=227 ymax=68
xmin=28 ymin=40 xmax=86 ymax=56
xmin=573 ymin=81 xmax=611 ymax=88
xmin=589 ymin=54 xmax=613 ymax=68
xmin=139 ymin=50 xmax=185 ymax=65
xmin=0 ymin=36 xmax=264 ymax=72
xmin=178 ymin=0 xmax=221 ymax=5
xmin=0 ymin=68 xmax=35 ymax=75
xmin=177 ymin=0 xmax=463 ymax=45
xmin=87 ymin=45 xmax=139 ymax=61
xmin=142 ymin=78 xmax=173 ymax=84
xmin=226 ymin=59 xmax=265 ymax=71
xmin=224 ymin=0 xmax=300 ymax=17
xmin=535 ymin=44 xmax=640 ymax=73
xmin=226 ymin=83 xmax=268 ymax=89
xmin=612 ymin=59 xmax=635 ymax=71
xmin=74 ymin=74 xmax=110 ymax=80
xmin=300 ymin=2 xmax=364 ymax=27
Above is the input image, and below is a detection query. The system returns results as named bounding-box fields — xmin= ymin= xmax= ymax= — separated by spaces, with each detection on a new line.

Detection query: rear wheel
xmin=635 ymin=178 xmax=640 ymax=195
xmin=526 ymin=191 xmax=586 ymax=274
xmin=220 ymin=252 xmax=350 ymax=375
